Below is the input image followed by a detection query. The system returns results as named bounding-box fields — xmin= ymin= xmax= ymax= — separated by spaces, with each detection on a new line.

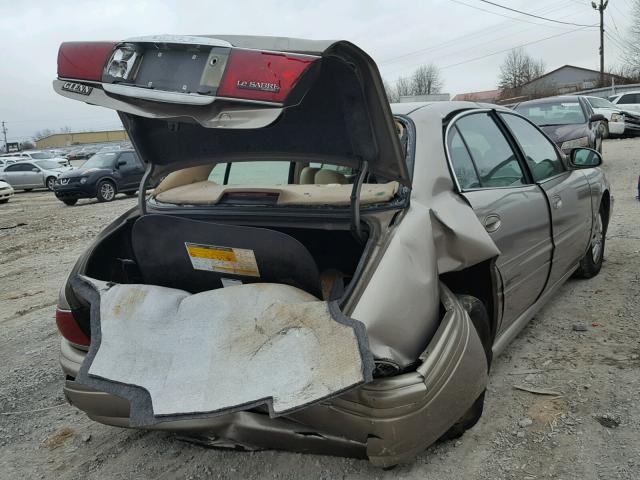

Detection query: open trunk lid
xmin=54 ymin=35 xmax=410 ymax=186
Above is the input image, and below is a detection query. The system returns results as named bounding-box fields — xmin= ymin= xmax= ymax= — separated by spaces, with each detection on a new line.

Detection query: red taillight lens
xmin=217 ymin=49 xmax=317 ymax=103
xmin=56 ymin=308 xmax=90 ymax=346
xmin=58 ymin=42 xmax=116 ymax=81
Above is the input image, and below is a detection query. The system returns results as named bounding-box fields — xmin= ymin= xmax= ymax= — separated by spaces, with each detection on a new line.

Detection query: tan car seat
xmin=314 ymin=169 xmax=347 ymax=184
xmin=300 ymin=167 xmax=320 ymax=184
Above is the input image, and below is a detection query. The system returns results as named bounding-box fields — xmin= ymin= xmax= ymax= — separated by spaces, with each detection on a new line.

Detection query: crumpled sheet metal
xmin=73 ymin=277 xmax=374 ymax=427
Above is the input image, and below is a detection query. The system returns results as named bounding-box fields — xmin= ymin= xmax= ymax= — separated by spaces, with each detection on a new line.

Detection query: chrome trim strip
xmin=102 ymin=84 xmax=216 ymax=105
xmin=123 ymin=35 xmax=233 ymax=47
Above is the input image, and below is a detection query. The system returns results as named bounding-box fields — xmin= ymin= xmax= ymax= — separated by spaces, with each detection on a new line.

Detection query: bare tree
xmin=59 ymin=126 xmax=72 ymax=134
xmin=411 ymin=63 xmax=443 ymax=95
xmin=384 ymin=63 xmax=445 ymax=103
xmin=623 ymin=0 xmax=640 ymax=77
xmin=498 ymin=48 xmax=545 ymax=93
xmin=383 ymin=79 xmax=399 ymax=103
xmin=33 ymin=128 xmax=54 ymax=141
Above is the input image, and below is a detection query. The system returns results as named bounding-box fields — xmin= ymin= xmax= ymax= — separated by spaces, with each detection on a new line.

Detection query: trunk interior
xmin=82 ymin=213 xmax=369 ymax=303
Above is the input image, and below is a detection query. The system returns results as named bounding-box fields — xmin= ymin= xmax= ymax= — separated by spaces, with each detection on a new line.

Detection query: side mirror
xmin=570 ymin=148 xmax=602 ymax=168
xmin=116 ymin=160 xmax=127 ymax=168
xmin=32 ymin=167 xmax=40 ymax=172
xmin=589 ymin=113 xmax=606 ymax=123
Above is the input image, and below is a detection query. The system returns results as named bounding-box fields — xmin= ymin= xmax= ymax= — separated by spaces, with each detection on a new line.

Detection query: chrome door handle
xmin=484 ymin=214 xmax=502 ymax=233
xmin=552 ymin=195 xmax=563 ymax=209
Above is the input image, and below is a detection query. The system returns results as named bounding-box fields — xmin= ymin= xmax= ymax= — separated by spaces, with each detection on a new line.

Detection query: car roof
xmin=515 ymin=95 xmax=584 ymax=106
xmin=391 ymin=100 xmax=512 ymax=119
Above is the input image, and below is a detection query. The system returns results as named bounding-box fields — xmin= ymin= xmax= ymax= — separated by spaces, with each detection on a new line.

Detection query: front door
xmin=448 ymin=111 xmax=553 ymax=331
xmin=500 ymin=113 xmax=593 ymax=289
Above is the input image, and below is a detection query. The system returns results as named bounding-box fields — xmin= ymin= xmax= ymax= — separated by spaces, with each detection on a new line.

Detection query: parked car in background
xmin=0 ymin=160 xmax=71 ymax=191
xmin=0 ymin=180 xmax=14 ymax=203
xmin=514 ymin=96 xmax=605 ymax=154
xmin=2 ymin=150 xmax=71 ymax=167
xmin=53 ymin=34 xmax=612 ymax=467
xmin=53 ymin=149 xmax=146 ymax=205
xmin=609 ymin=90 xmax=640 ymax=114
xmin=583 ymin=96 xmax=640 ymax=137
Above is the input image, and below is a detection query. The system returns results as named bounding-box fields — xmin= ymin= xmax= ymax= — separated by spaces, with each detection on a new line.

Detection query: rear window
xmin=209 ymin=161 xmax=292 ymax=185
xmin=515 ymin=101 xmax=586 ymax=126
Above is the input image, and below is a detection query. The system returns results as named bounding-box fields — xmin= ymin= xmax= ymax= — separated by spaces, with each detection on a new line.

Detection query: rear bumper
xmin=60 ymin=285 xmax=488 ymax=467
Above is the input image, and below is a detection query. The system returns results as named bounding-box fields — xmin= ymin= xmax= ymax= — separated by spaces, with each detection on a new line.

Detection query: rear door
xmin=448 ymin=111 xmax=553 ymax=331
xmin=1 ymin=163 xmax=28 ymax=187
xmin=500 ymin=113 xmax=592 ymax=289
xmin=115 ymin=152 xmax=145 ymax=190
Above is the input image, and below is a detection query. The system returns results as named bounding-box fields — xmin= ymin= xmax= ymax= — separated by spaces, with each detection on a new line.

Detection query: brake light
xmin=56 ymin=308 xmax=90 ymax=346
xmin=58 ymin=42 xmax=116 ymax=81
xmin=217 ymin=49 xmax=317 ymax=103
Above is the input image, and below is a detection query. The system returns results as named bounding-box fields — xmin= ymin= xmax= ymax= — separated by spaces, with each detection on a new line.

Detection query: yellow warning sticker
xmin=185 ymin=242 xmax=260 ymax=277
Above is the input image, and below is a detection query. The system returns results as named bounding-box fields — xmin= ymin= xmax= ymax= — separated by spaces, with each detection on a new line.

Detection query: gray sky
xmin=0 ymin=0 xmax=632 ymax=143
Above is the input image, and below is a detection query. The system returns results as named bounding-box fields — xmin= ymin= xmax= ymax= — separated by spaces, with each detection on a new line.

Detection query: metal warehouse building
xmin=35 ymin=130 xmax=129 ymax=149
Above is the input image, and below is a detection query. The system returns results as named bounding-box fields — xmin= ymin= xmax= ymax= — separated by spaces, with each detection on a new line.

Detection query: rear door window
xmin=454 ymin=112 xmax=526 ymax=188
xmin=500 ymin=113 xmax=564 ymax=182
xmin=448 ymin=126 xmax=481 ymax=189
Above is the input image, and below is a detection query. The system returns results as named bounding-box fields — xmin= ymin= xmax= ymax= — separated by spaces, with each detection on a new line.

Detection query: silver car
xmin=53 ymin=35 xmax=611 ymax=467
xmin=0 ymin=160 xmax=71 ymax=191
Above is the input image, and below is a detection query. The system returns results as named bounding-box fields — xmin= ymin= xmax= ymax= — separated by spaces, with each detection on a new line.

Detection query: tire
xmin=24 ymin=189 xmax=33 ymax=192
xmin=441 ymin=295 xmax=492 ymax=441
xmin=96 ymin=180 xmax=116 ymax=202
xmin=0 ymin=199 xmax=8 ymax=204
xmin=595 ymin=137 xmax=603 ymax=154
xmin=46 ymin=176 xmax=57 ymax=191
xmin=575 ymin=207 xmax=606 ymax=279
xmin=62 ymin=199 xmax=78 ymax=206
xmin=602 ymin=122 xmax=609 ymax=139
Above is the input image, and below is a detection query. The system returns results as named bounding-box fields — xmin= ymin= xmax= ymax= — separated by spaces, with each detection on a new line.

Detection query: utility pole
xmin=1 ymin=122 xmax=7 ymax=153
xmin=592 ymin=0 xmax=609 ymax=86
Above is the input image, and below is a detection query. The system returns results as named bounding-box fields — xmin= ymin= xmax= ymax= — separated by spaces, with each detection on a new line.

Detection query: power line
xmin=381 ymin=0 xmax=586 ymax=68
xmin=439 ymin=26 xmax=592 ymax=70
xmin=477 ymin=0 xmax=599 ymax=27
xmin=449 ymin=0 xmax=576 ymax=30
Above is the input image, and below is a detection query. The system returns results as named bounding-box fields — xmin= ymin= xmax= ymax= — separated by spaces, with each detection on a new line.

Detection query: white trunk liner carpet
xmin=73 ymin=276 xmax=373 ymax=426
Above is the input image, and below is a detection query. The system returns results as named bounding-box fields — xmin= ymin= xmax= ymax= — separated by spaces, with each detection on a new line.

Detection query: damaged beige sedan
xmin=53 ymin=35 xmax=612 ymax=467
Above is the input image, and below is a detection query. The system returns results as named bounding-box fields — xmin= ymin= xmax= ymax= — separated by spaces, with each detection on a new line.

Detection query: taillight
xmin=58 ymin=42 xmax=116 ymax=81
xmin=56 ymin=308 xmax=90 ymax=346
xmin=217 ymin=49 xmax=317 ymax=103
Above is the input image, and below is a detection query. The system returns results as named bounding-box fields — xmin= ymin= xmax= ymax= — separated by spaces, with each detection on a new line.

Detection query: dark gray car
xmin=514 ymin=95 xmax=606 ymax=154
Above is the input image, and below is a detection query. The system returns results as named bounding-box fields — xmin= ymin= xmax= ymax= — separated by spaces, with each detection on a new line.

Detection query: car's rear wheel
xmin=46 ymin=176 xmax=57 ymax=191
xmin=96 ymin=180 xmax=116 ymax=202
xmin=575 ymin=208 xmax=605 ymax=278
xmin=440 ymin=295 xmax=492 ymax=441
xmin=62 ymin=199 xmax=78 ymax=206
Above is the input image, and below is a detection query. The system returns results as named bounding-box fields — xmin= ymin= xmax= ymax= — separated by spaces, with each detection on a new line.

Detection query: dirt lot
xmin=1 ymin=139 xmax=639 ymax=479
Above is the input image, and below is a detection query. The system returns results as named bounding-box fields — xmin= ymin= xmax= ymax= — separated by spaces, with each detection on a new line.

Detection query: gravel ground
xmin=1 ymin=139 xmax=639 ymax=479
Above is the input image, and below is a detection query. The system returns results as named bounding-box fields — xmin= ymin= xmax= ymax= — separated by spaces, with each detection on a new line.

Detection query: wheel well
xmin=440 ymin=259 xmax=498 ymax=340
xmin=98 ymin=177 xmax=117 ymax=189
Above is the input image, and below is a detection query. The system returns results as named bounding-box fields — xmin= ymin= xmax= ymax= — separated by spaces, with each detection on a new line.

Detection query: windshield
xmin=515 ymin=101 xmax=586 ymax=126
xmin=34 ymin=160 xmax=62 ymax=169
xmin=80 ymin=152 xmax=118 ymax=169
xmin=30 ymin=152 xmax=55 ymax=159
xmin=588 ymin=97 xmax=617 ymax=109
